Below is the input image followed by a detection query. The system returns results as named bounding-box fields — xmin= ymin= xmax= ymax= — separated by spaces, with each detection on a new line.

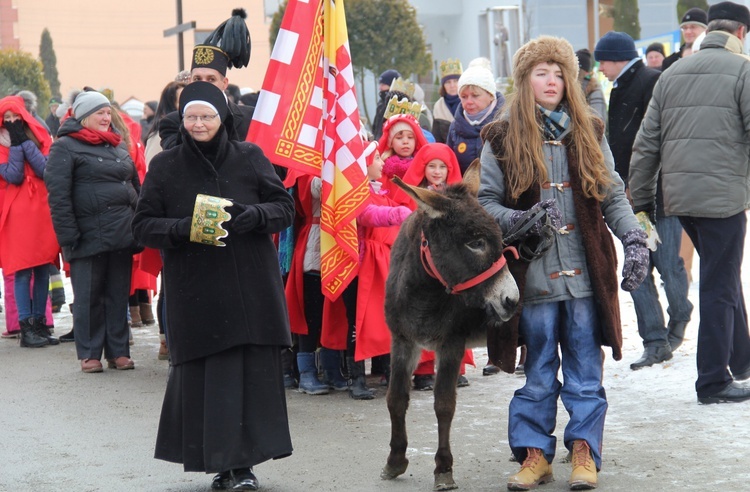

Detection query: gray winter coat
xmin=479 ymin=129 xmax=637 ymax=305
xmin=44 ymin=118 xmax=141 ymax=261
xmin=629 ymin=31 xmax=750 ymax=218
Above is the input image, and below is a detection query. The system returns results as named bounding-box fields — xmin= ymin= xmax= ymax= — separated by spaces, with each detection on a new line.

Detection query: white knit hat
xmin=457 ymin=66 xmax=497 ymax=98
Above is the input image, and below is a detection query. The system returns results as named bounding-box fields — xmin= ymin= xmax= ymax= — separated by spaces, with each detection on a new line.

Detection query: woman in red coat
xmin=0 ymin=96 xmax=59 ymax=347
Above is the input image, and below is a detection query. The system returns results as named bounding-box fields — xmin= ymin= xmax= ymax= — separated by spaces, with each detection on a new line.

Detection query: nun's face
xmin=184 ymin=103 xmax=221 ymax=142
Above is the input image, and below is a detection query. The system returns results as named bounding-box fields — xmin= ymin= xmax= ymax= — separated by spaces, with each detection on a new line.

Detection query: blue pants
xmin=679 ymin=213 xmax=750 ymax=397
xmin=630 ymin=215 xmax=693 ymax=347
xmin=508 ymin=298 xmax=607 ymax=469
xmin=14 ymin=264 xmax=50 ymax=320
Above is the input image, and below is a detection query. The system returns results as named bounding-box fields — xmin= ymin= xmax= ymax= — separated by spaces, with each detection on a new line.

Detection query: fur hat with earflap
xmin=512 ymin=36 xmax=579 ymax=91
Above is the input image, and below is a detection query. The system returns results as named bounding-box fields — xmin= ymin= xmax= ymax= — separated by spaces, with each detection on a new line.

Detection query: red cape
xmin=0 ymin=96 xmax=59 ymax=274
xmin=285 ymin=174 xmax=348 ymax=347
xmin=353 ymin=189 xmax=401 ymax=361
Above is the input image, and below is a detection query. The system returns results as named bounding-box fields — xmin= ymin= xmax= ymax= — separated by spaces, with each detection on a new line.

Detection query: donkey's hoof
xmin=434 ymin=472 xmax=457 ymax=491
xmin=381 ymin=461 xmax=409 ymax=480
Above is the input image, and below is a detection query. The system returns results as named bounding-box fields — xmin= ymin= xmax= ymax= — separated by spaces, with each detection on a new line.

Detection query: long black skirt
xmin=154 ymin=344 xmax=293 ymax=473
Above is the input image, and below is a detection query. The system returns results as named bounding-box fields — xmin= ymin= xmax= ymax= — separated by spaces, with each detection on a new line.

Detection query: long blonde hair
xmin=500 ymin=36 xmax=612 ymax=202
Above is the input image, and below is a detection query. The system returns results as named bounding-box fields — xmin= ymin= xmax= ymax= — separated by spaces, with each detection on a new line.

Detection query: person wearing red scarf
xmin=0 ymin=95 xmax=60 ymax=347
xmin=45 ymin=90 xmax=141 ymax=373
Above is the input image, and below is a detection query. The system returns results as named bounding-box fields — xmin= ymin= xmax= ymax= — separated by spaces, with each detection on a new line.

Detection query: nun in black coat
xmin=132 ymin=81 xmax=294 ymax=489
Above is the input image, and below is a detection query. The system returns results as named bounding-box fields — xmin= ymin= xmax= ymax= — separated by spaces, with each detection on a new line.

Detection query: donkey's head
xmin=394 ymin=160 xmax=520 ymax=321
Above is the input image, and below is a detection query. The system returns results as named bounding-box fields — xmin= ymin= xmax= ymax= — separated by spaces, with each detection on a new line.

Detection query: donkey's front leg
xmin=381 ymin=338 xmax=420 ymax=480
xmin=431 ymin=340 xmax=465 ymax=491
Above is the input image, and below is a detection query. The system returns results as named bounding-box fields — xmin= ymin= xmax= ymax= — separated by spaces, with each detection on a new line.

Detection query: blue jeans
xmin=630 ymin=216 xmax=693 ymax=347
xmin=508 ymin=298 xmax=607 ymax=470
xmin=14 ymin=264 xmax=50 ymax=321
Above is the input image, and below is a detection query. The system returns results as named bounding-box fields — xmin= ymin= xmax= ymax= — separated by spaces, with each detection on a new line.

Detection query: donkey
xmin=381 ymin=160 xmax=520 ymax=491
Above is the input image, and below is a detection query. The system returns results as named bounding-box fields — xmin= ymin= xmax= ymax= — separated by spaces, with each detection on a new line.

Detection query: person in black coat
xmin=45 ymin=91 xmax=140 ymax=373
xmin=662 ymin=7 xmax=707 ymax=72
xmin=132 ymin=81 xmax=294 ymax=491
xmin=595 ymin=31 xmax=660 ymax=183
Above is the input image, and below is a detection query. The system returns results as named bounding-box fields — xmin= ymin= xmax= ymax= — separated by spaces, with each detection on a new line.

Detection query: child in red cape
xmin=377 ymin=114 xmax=427 ymax=198
xmin=400 ymin=142 xmax=475 ymax=390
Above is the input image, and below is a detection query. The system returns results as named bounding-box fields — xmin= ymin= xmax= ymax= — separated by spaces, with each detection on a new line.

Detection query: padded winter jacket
xmin=629 ymin=31 xmax=750 ymax=218
xmin=44 ymin=117 xmax=141 ymax=261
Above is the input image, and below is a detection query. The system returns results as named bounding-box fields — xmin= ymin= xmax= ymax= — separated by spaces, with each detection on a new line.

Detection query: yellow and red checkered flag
xmin=248 ymin=0 xmax=369 ymax=300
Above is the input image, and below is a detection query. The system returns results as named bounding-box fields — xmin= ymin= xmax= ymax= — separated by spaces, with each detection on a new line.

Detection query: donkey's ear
xmin=462 ymin=159 xmax=482 ymax=196
xmin=392 ymin=176 xmax=450 ymax=218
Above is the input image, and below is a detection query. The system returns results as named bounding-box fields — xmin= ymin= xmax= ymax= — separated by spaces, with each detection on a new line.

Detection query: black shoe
xmin=667 ymin=320 xmax=688 ymax=351
xmin=630 ymin=345 xmax=672 ymax=370
xmin=231 ymin=468 xmax=259 ymax=491
xmin=733 ymin=364 xmax=750 ymax=381
xmin=59 ymin=329 xmax=75 ymax=343
xmin=413 ymin=374 xmax=434 ymax=391
xmin=35 ymin=317 xmax=59 ymax=345
xmin=457 ymin=374 xmax=470 ymax=387
xmin=698 ymin=382 xmax=750 ymax=404
xmin=514 ymin=364 xmax=525 ymax=376
xmin=211 ymin=471 xmax=232 ymax=490
xmin=483 ymin=363 xmax=501 ymax=376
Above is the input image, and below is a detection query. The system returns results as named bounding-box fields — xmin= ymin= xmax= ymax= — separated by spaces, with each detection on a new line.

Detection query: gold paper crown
xmin=389 ymin=77 xmax=415 ymax=99
xmin=383 ymin=96 xmax=422 ymax=121
xmin=439 ymin=58 xmax=463 ymax=80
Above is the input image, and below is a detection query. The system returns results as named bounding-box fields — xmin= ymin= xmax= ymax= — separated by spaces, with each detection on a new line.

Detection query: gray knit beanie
xmin=73 ymin=91 xmax=111 ymax=121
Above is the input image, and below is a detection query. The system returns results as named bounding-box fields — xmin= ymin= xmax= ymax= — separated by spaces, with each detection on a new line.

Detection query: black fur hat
xmin=191 ymin=8 xmax=251 ymax=76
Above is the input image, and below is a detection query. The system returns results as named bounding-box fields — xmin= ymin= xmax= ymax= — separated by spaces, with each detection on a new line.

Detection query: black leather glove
xmin=621 ymin=228 xmax=649 ymax=291
xmin=507 ymin=198 xmax=562 ymax=240
xmin=231 ymin=204 xmax=262 ymax=234
xmin=5 ymin=120 xmax=29 ymax=146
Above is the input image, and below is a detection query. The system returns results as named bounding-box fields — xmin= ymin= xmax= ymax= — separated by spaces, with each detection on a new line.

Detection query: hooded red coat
xmin=0 ymin=96 xmax=59 ymax=274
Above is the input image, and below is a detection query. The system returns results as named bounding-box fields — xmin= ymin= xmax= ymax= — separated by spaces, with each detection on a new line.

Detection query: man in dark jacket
xmin=630 ymin=1 xmax=750 ymax=404
xmin=595 ymin=31 xmax=684 ymax=372
xmin=662 ymin=8 xmax=707 ymax=72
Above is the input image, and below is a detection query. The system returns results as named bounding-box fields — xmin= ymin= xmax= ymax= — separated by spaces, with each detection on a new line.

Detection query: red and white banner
xmin=248 ymin=0 xmax=369 ymax=300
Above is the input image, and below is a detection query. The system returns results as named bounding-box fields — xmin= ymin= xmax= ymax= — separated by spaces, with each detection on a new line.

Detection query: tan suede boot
xmin=129 ymin=305 xmax=143 ymax=327
xmin=507 ymin=447 xmax=553 ymax=490
xmin=569 ymin=440 xmax=597 ymax=490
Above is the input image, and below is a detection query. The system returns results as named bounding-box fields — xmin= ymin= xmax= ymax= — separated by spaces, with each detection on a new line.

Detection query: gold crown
xmin=389 ymin=77 xmax=415 ymax=99
xmin=383 ymin=96 xmax=422 ymax=121
xmin=439 ymin=58 xmax=463 ymax=80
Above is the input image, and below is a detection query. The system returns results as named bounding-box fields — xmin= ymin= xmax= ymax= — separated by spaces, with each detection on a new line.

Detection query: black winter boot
xmin=34 ymin=316 xmax=59 ymax=345
xmin=19 ymin=318 xmax=49 ymax=348
xmin=346 ymin=356 xmax=374 ymax=400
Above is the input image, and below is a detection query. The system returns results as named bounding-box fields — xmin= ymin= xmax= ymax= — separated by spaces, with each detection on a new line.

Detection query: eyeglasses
xmin=184 ymin=114 xmax=219 ymax=123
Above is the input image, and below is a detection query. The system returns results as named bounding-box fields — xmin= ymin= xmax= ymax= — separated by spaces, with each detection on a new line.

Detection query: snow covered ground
xmin=0 ymin=214 xmax=748 ymax=491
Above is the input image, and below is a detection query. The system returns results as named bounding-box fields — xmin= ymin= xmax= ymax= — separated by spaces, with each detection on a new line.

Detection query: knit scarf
xmin=444 ymin=94 xmax=461 ymax=117
xmin=382 ymin=154 xmax=413 ymax=179
xmin=464 ymin=98 xmax=498 ymax=126
xmin=537 ymin=104 xmax=570 ymax=140
xmin=67 ymin=127 xmax=122 ymax=147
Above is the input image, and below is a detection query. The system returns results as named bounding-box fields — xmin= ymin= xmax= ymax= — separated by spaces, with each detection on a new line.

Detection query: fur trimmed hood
xmin=512 ymin=36 xmax=579 ymax=86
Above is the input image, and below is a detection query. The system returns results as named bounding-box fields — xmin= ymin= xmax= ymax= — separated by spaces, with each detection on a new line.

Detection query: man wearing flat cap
xmin=629 ymin=1 xmax=750 ymax=405
xmin=662 ymin=7 xmax=707 ymax=71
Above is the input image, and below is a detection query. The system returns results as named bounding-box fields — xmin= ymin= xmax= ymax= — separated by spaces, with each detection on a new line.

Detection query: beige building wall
xmin=13 ymin=1 xmax=272 ymax=103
